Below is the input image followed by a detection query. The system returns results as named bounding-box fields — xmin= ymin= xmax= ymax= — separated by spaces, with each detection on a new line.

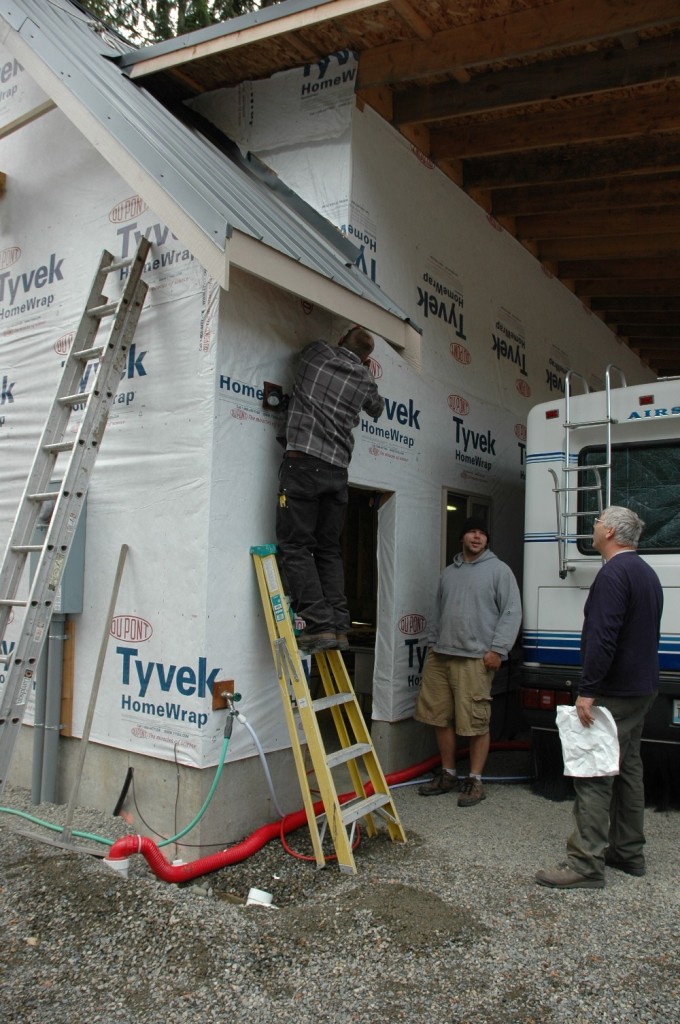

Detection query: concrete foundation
xmin=6 ymin=726 xmax=303 ymax=860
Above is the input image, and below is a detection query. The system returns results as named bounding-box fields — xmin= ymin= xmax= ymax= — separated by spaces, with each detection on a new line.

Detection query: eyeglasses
xmin=594 ymin=517 xmax=605 ymax=525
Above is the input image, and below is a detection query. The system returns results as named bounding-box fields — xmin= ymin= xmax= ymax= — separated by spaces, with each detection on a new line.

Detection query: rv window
xmin=578 ymin=442 xmax=680 ymax=553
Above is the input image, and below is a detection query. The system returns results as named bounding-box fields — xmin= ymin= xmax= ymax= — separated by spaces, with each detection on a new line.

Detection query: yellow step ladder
xmin=251 ymin=544 xmax=406 ymax=873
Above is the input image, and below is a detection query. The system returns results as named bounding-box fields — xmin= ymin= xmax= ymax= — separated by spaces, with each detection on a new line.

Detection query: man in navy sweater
xmin=536 ymin=506 xmax=663 ymax=889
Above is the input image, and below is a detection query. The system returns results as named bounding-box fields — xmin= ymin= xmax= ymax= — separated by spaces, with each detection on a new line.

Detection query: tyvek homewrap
xmin=0 ymin=50 xmax=222 ymax=767
xmin=1 ymin=46 xmax=655 ymax=774
xmin=188 ymin=52 xmax=654 ymax=726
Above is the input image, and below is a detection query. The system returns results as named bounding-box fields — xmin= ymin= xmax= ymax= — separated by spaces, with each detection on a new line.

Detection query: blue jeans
xmin=275 ymin=452 xmax=350 ymax=635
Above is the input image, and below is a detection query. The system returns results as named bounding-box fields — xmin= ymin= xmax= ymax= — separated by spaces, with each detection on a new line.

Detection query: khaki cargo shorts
xmin=414 ymin=650 xmax=494 ymax=736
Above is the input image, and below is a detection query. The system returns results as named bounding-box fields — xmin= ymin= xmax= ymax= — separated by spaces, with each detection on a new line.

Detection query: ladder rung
xmin=59 ymin=392 xmax=90 ymax=407
xmin=11 ymin=544 xmax=43 ymax=554
xmin=75 ymin=345 xmax=105 ymax=362
xmin=43 ymin=441 xmax=75 ymax=455
xmin=105 ymin=257 xmax=135 ymax=273
xmin=0 ymin=598 xmax=27 ymax=607
xmin=341 ymin=791 xmax=391 ymax=827
xmin=553 ymin=482 xmax=602 ymax=493
xmin=87 ymin=302 xmax=118 ymax=319
xmin=312 ymin=692 xmax=354 ymax=712
xmin=326 ymin=742 xmax=373 ymax=769
xmin=564 ymin=463 xmax=610 ymax=472
xmin=27 ymin=490 xmax=59 ymax=503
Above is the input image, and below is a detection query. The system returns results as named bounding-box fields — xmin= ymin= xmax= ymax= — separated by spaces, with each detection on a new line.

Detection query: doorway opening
xmin=341 ymin=485 xmax=392 ymax=645
xmin=337 ymin=485 xmax=392 ymax=715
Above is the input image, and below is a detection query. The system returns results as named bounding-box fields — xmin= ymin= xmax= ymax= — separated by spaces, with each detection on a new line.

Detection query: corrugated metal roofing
xmin=0 ymin=0 xmax=419 ymax=349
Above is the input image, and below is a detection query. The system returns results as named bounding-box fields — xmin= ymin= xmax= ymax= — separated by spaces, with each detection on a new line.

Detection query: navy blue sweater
xmin=580 ymin=551 xmax=663 ymax=698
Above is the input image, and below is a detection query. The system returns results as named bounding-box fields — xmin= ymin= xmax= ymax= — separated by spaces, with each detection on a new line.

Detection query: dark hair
xmin=341 ymin=326 xmax=374 ymax=361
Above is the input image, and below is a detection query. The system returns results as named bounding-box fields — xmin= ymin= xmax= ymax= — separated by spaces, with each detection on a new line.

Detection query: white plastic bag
xmin=556 ymin=705 xmax=620 ymax=777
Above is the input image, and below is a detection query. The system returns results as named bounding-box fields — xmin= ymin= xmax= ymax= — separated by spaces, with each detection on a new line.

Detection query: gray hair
xmin=599 ymin=505 xmax=645 ymax=547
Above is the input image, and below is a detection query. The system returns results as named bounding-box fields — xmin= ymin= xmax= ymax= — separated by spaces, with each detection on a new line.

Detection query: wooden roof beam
xmin=491 ymin=174 xmax=680 ymax=216
xmin=616 ymin=325 xmax=680 ymax=338
xmin=394 ymin=37 xmax=680 ymax=126
xmin=464 ymin=136 xmax=680 ymax=190
xmin=628 ymin=342 xmax=680 ymax=353
xmin=517 ymin=208 xmax=680 ymax=240
xmin=576 ymin=279 xmax=680 ymax=297
xmin=592 ymin=297 xmax=680 ymax=312
xmin=565 ymin=257 xmax=680 ymax=279
xmin=430 ymin=88 xmax=680 ymax=160
xmin=358 ymin=0 xmax=680 ymax=89
xmin=538 ymin=232 xmax=680 ymax=261
xmin=389 ymin=0 xmax=470 ymax=83
xmin=605 ymin=312 xmax=680 ymax=326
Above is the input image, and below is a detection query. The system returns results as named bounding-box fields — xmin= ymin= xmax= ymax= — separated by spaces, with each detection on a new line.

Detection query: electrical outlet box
xmin=263 ymin=381 xmax=287 ymax=411
xmin=212 ymin=678 xmax=235 ymax=711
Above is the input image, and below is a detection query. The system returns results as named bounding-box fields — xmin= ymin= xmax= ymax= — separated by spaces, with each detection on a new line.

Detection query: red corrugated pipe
xmin=105 ymin=742 xmax=528 ymax=883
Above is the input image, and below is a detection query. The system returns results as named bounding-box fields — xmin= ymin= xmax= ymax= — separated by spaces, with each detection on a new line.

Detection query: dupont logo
xmin=516 ymin=379 xmax=532 ymax=398
xmin=110 ymin=615 xmax=153 ymax=643
xmin=448 ymin=394 xmax=469 ymax=415
xmin=0 ymin=246 xmax=21 ymax=271
xmin=301 ymin=301 xmax=313 ymax=315
xmin=487 ymin=214 xmax=503 ymax=232
xmin=398 ymin=613 xmax=427 ymax=635
xmin=515 ymin=423 xmax=527 ymax=441
xmin=109 ymin=195 xmax=148 ymax=225
xmin=54 ymin=331 xmax=74 ymax=356
xmin=410 ymin=145 xmax=435 ymax=170
xmin=450 ymin=342 xmax=472 ymax=365
xmin=367 ymin=356 xmax=383 ymax=379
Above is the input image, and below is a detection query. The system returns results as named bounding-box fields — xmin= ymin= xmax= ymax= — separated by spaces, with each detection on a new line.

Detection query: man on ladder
xmin=276 ymin=325 xmax=384 ymax=656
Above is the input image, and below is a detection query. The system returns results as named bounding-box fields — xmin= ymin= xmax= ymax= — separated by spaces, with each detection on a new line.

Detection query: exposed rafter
xmin=126 ymin=0 xmax=680 ymax=375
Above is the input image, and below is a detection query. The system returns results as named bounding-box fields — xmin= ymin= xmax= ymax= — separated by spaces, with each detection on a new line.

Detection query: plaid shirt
xmin=284 ymin=340 xmax=384 ymax=467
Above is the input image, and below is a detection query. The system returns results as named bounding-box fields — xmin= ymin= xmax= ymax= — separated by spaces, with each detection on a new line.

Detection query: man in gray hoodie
xmin=415 ymin=517 xmax=522 ymax=806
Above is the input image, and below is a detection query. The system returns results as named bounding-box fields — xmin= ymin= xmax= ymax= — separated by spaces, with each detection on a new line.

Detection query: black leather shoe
xmin=604 ymin=852 xmax=646 ymax=877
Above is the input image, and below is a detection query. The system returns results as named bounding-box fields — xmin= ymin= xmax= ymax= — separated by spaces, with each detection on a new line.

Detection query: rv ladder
xmin=0 ymin=239 xmax=150 ymax=794
xmin=250 ymin=544 xmax=406 ymax=873
xmin=553 ymin=364 xmax=626 ymax=576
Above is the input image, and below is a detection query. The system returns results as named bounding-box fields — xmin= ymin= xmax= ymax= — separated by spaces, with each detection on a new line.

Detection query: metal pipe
xmin=31 ymin=646 xmax=48 ymax=804
xmin=40 ymin=613 xmax=66 ymax=804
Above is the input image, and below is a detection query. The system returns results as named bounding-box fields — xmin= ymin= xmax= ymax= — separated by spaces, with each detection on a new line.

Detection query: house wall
xmin=0 ymin=56 xmax=303 ymax=848
xmin=0 ymin=47 xmax=658 ymax=851
xmin=189 ymin=52 xmax=655 ymax=749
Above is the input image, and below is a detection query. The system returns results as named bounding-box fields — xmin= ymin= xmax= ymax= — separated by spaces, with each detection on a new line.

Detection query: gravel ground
xmin=1 ymin=746 xmax=679 ymax=1024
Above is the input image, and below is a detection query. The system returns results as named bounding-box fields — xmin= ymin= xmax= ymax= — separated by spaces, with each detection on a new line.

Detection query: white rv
xmin=521 ymin=368 xmax=680 ymax=787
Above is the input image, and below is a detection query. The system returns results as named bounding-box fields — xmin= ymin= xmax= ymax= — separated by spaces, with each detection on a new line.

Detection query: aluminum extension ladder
xmin=251 ymin=544 xmax=406 ymax=873
xmin=0 ymin=238 xmax=150 ymax=793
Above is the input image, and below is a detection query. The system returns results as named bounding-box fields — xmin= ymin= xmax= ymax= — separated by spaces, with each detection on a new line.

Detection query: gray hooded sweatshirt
xmin=430 ymin=548 xmax=522 ymax=660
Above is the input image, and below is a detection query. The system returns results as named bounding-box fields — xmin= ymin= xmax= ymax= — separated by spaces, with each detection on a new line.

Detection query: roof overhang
xmin=0 ymin=1 xmax=421 ymax=365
